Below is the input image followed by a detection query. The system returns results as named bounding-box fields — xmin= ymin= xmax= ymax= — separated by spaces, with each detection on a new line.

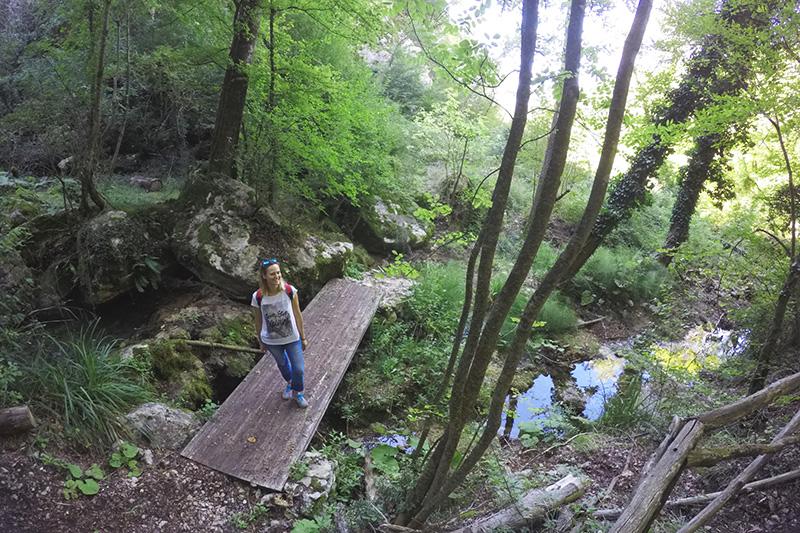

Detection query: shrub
xmin=573 ymin=246 xmax=667 ymax=304
xmin=16 ymin=324 xmax=153 ymax=447
xmin=405 ymin=261 xmax=466 ymax=336
xmin=538 ymin=292 xmax=578 ymax=333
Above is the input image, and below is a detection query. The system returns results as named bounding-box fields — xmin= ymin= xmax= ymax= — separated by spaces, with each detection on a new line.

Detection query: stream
xmin=499 ymin=324 xmax=750 ymax=440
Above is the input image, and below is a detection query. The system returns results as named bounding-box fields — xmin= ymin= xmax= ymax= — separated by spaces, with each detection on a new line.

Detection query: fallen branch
xmin=698 ymin=369 xmax=800 ymax=429
xmin=180 ymin=339 xmax=262 ymax=354
xmin=678 ymin=406 xmax=800 ymax=533
xmin=0 ymin=406 xmax=37 ymax=435
xmin=449 ymin=474 xmax=589 ymax=533
xmin=576 ymin=316 xmax=606 ymax=328
xmin=687 ymin=434 xmax=800 ymax=467
xmin=610 ymin=419 xmax=705 ymax=533
xmin=594 ymin=467 xmax=800 ymax=519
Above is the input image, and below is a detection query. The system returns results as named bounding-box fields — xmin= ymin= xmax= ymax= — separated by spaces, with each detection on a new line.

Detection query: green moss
xmin=225 ymin=352 xmax=256 ymax=378
xmin=149 ymin=339 xmax=197 ymax=380
xmin=208 ymin=316 xmax=253 ymax=347
xmin=178 ymin=360 xmax=213 ymax=408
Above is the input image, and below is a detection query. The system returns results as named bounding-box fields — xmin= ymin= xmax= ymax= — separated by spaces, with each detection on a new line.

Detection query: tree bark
xmin=678 ymin=406 xmax=800 ymax=533
xmin=658 ymin=133 xmax=732 ymax=265
xmin=208 ymin=0 xmax=263 ymax=178
xmin=595 ymin=468 xmax=800 ymax=519
xmin=80 ymin=0 xmax=111 ymax=213
xmin=563 ymin=0 xmax=776 ymax=280
xmin=610 ymin=419 xmax=705 ymax=533
xmin=687 ymin=434 xmax=800 ymax=467
xmin=0 ymin=406 xmax=36 ymax=434
xmin=448 ymin=474 xmax=589 ymax=533
xmin=749 ymin=260 xmax=800 ymax=393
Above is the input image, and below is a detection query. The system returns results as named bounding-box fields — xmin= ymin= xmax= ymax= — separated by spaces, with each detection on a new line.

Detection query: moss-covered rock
xmin=338 ymin=197 xmax=432 ymax=254
xmin=75 ymin=210 xmax=169 ymax=305
xmin=140 ymin=339 xmax=213 ymax=408
xmin=173 ymin=177 xmax=352 ymax=300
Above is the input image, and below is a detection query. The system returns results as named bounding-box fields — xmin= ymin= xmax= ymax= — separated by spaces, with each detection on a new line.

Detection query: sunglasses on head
xmin=261 ymin=258 xmax=279 ymax=268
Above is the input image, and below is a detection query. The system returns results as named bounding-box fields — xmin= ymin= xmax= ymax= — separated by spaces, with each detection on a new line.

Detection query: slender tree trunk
xmin=407 ymin=1 xmax=649 ymax=526
xmin=396 ymin=1 xmax=541 ymax=523
xmin=749 ymin=259 xmax=800 ymax=393
xmin=658 ymin=133 xmax=732 ymax=265
xmin=110 ymin=7 xmax=130 ymax=173
xmin=267 ymin=1 xmax=278 ymax=204
xmin=80 ymin=0 xmax=111 ymax=213
xmin=208 ymin=0 xmax=263 ymax=178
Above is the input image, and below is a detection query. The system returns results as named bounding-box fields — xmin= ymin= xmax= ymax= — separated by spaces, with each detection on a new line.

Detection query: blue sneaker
xmin=282 ymin=383 xmax=292 ymax=400
xmin=295 ymin=393 xmax=309 ymax=409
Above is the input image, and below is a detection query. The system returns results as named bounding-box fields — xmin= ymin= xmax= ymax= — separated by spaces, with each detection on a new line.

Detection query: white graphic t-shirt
xmin=251 ymin=285 xmax=300 ymax=345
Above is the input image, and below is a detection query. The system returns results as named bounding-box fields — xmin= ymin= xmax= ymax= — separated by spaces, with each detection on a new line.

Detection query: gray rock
xmin=283 ymin=451 xmax=337 ymax=517
xmin=357 ymin=271 xmax=415 ymax=312
xmin=75 ymin=210 xmax=169 ymax=305
xmin=348 ymin=198 xmax=432 ymax=254
xmin=173 ymin=178 xmax=352 ymax=299
xmin=124 ymin=402 xmax=201 ymax=450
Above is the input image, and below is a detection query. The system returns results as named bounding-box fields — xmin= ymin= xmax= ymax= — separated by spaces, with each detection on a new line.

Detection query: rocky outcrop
xmin=0 ymin=247 xmax=36 ymax=328
xmin=173 ymin=177 xmax=352 ymax=300
xmin=124 ymin=402 xmax=201 ymax=450
xmin=281 ymin=451 xmax=337 ymax=516
xmin=75 ymin=210 xmax=170 ymax=305
xmin=344 ymin=198 xmax=432 ymax=254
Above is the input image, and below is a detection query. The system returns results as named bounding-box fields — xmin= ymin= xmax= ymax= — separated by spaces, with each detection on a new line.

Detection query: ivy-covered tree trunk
xmin=79 ymin=0 xmax=111 ymax=214
xmin=658 ymin=133 xmax=734 ymax=265
xmin=564 ymin=0 xmax=773 ymax=279
xmin=208 ymin=0 xmax=263 ymax=178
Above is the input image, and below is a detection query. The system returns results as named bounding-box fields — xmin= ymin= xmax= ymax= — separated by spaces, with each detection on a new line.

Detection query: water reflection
xmin=571 ymin=354 xmax=626 ymax=420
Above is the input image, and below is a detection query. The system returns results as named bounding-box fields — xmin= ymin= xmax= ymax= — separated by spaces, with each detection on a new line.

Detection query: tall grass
xmin=573 ymin=246 xmax=667 ymax=304
xmin=17 ymin=324 xmax=153 ymax=447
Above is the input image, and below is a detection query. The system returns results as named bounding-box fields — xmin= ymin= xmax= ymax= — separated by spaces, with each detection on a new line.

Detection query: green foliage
xmin=41 ymin=453 xmax=105 ymax=499
xmin=130 ymin=255 xmax=161 ymax=293
xmin=229 ymin=503 xmax=269 ymax=530
xmin=405 ymin=261 xmax=466 ymax=335
xmin=376 ymin=252 xmax=419 ymax=280
xmin=196 ymin=399 xmax=219 ymax=423
xmin=370 ymin=444 xmax=400 ymax=477
xmin=15 ymin=324 xmax=153 ymax=447
xmin=573 ymin=246 xmax=667 ymax=305
xmin=0 ymin=358 xmax=22 ymax=407
xmin=319 ymin=431 xmax=365 ymax=501
xmin=516 ymin=406 xmax=579 ymax=449
xmin=289 ymin=459 xmax=310 ymax=482
xmin=109 ymin=441 xmax=142 ymax=477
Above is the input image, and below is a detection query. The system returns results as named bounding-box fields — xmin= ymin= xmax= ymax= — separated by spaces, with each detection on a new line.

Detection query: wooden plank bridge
xmin=182 ymin=278 xmax=381 ymax=490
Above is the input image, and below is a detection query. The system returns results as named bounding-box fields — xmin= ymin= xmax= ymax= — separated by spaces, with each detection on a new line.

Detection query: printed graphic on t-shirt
xmin=263 ymin=302 xmax=293 ymax=339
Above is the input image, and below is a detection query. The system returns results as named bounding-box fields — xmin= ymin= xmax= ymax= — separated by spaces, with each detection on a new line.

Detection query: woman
xmin=251 ymin=258 xmax=309 ymax=408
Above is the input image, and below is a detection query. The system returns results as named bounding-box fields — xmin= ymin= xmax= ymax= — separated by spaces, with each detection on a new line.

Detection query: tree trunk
xmin=658 ymin=133 xmax=732 ymax=265
xmin=563 ymin=0 xmax=775 ymax=280
xmin=678 ymin=406 xmax=800 ymax=533
xmin=0 ymin=406 xmax=36 ymax=434
xmin=749 ymin=260 xmax=800 ymax=393
xmin=610 ymin=419 xmax=705 ymax=533
xmin=449 ymin=474 xmax=589 ymax=533
xmin=208 ymin=0 xmax=263 ymax=178
xmin=80 ymin=0 xmax=111 ymax=213
xmin=396 ymin=1 xmax=541 ymax=523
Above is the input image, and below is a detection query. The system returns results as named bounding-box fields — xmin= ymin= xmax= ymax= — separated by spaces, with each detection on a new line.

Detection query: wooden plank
xmin=181 ymin=278 xmax=381 ymax=490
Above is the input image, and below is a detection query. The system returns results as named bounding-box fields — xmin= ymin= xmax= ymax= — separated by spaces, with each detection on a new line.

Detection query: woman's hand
xmin=301 ymin=338 xmax=308 ymax=350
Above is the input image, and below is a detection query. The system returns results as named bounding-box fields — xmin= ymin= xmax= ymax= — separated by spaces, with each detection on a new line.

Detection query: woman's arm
xmin=254 ymin=309 xmax=266 ymax=351
xmin=291 ymin=292 xmax=307 ymax=350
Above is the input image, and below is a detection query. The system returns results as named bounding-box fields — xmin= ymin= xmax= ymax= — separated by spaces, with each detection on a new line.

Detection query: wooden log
xmin=0 ymin=406 xmax=36 ymax=434
xmin=449 ymin=474 xmax=589 ymax=533
xmin=698 ymin=370 xmax=800 ymax=429
xmin=594 ymin=467 xmax=800 ymax=519
xmin=678 ymin=406 xmax=800 ymax=533
xmin=181 ymin=339 xmax=262 ymax=354
xmin=610 ymin=419 xmax=705 ymax=533
xmin=687 ymin=434 xmax=800 ymax=467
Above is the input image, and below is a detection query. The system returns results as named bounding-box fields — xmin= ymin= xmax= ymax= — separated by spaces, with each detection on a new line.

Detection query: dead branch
xmin=594 ymin=467 xmax=800 ymax=519
xmin=687 ymin=434 xmax=800 ymax=467
xmin=180 ymin=339 xmax=262 ymax=354
xmin=678 ymin=406 xmax=800 ymax=532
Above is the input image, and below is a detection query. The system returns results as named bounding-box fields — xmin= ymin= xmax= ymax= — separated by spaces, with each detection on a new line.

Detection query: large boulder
xmin=340 ymin=197 xmax=432 ymax=254
xmin=173 ymin=177 xmax=352 ymax=300
xmin=124 ymin=402 xmax=201 ymax=450
xmin=75 ymin=210 xmax=170 ymax=305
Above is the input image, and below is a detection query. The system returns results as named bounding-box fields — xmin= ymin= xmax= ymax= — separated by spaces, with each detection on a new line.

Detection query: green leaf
xmin=109 ymin=453 xmax=123 ymax=468
xmin=346 ymin=438 xmax=362 ymax=449
xmin=67 ymin=464 xmax=83 ymax=479
xmin=85 ymin=464 xmax=105 ymax=480
xmin=121 ymin=442 xmax=139 ymax=459
xmin=77 ymin=479 xmax=100 ymax=496
xmin=370 ymin=444 xmax=400 ymax=476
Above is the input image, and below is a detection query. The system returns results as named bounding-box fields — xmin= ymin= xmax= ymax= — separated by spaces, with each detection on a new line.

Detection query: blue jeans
xmin=265 ymin=340 xmax=304 ymax=392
